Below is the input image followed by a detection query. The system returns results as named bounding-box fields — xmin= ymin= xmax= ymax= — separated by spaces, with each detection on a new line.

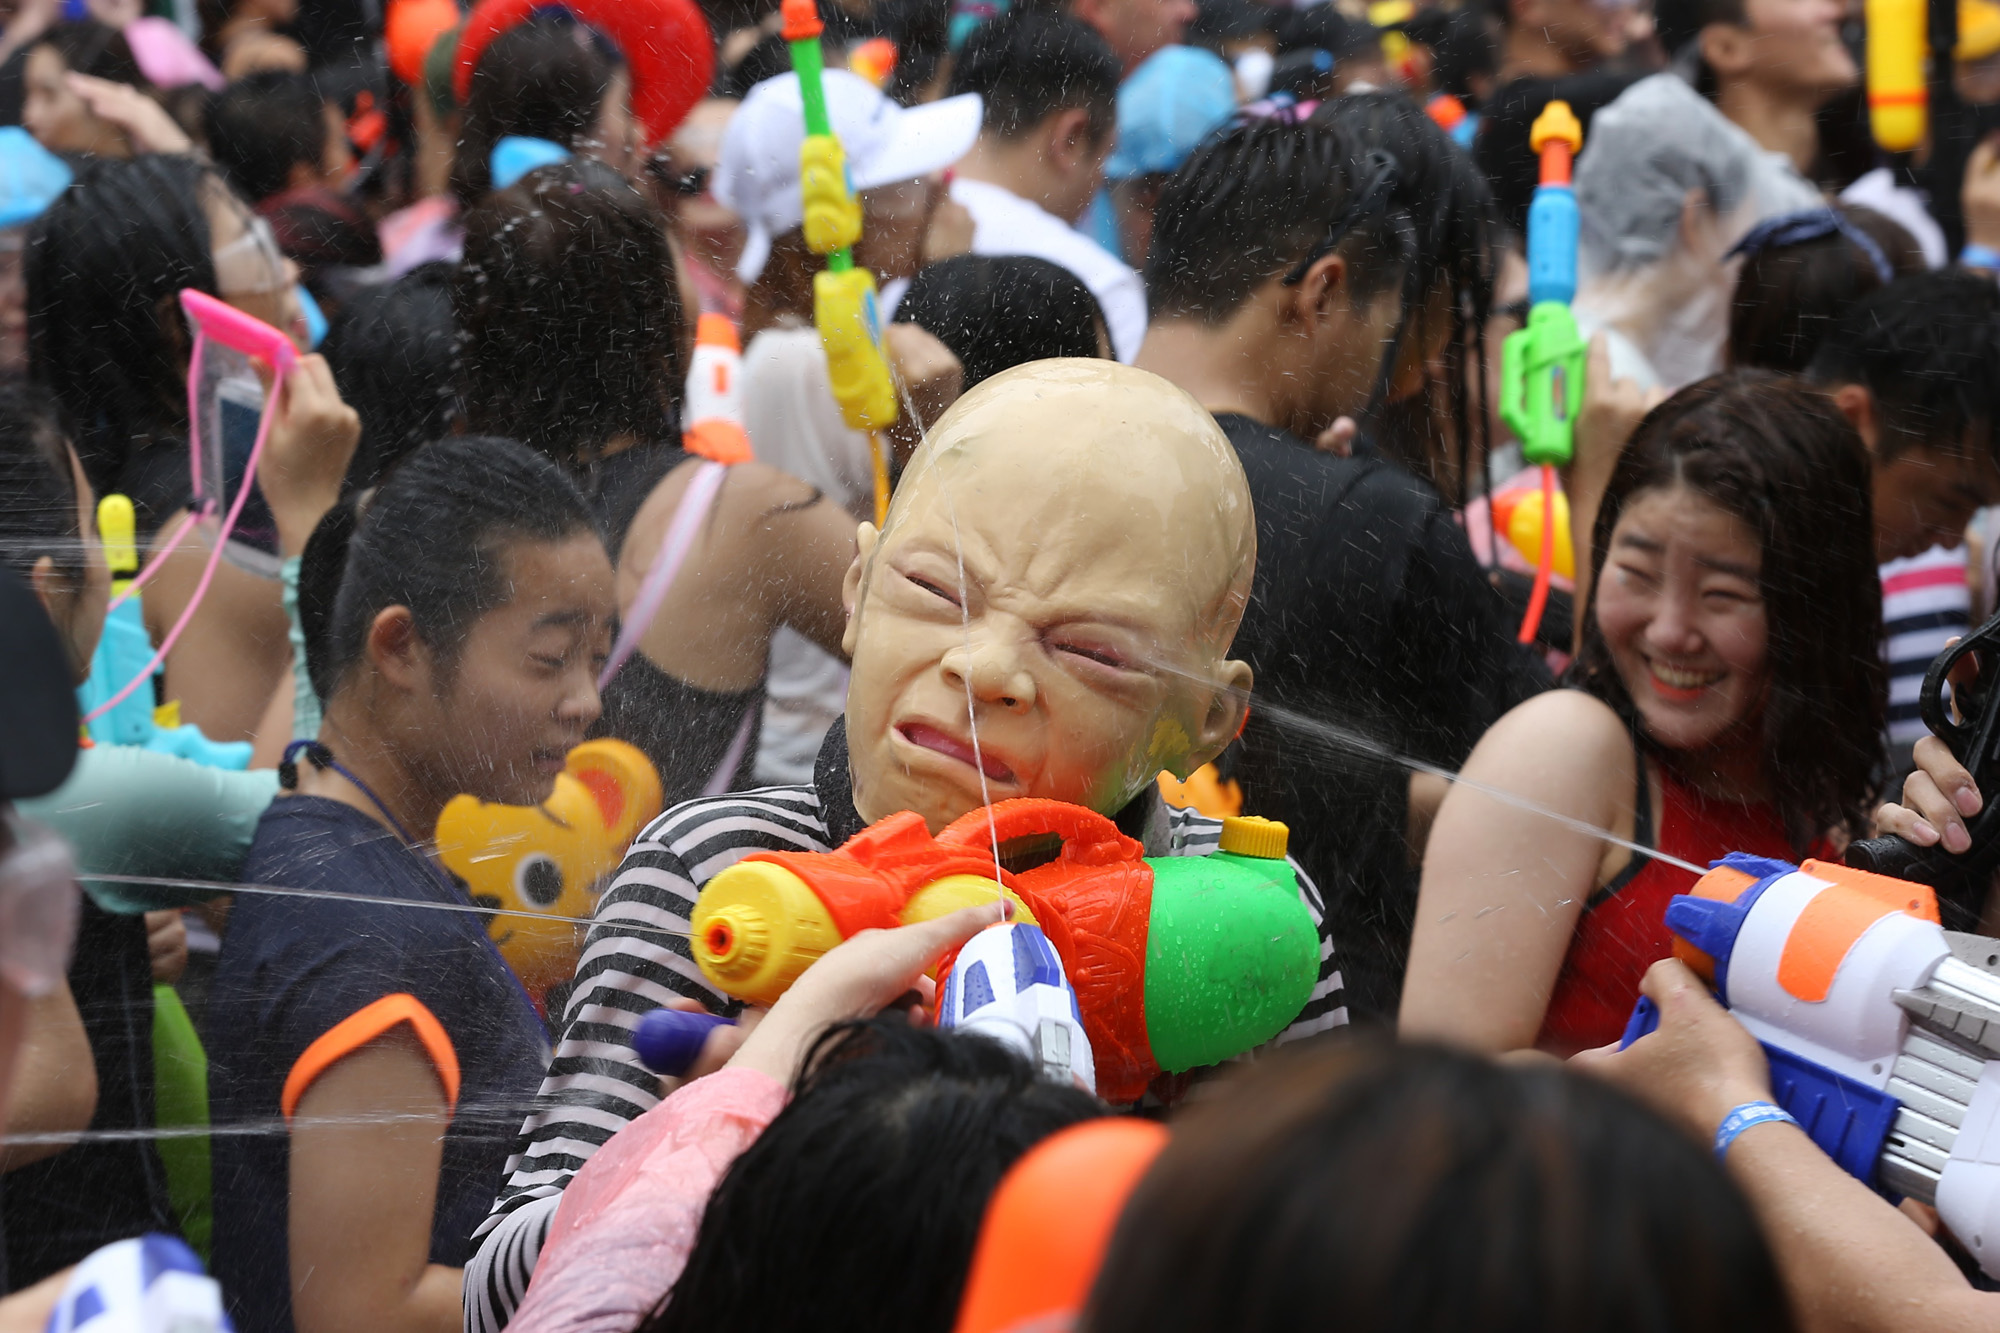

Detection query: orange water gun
xmin=691 ymin=798 xmax=1318 ymax=1102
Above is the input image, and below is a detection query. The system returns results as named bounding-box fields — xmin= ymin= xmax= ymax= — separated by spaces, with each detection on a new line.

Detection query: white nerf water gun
xmin=681 ymin=313 xmax=752 ymax=465
xmin=43 ymin=1234 xmax=231 ymax=1333
xmin=1622 ymin=853 xmax=2000 ymax=1276
xmin=938 ymin=922 xmax=1096 ymax=1094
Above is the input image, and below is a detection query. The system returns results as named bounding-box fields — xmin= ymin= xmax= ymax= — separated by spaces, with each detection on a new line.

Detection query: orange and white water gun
xmin=1622 ymin=854 xmax=2000 ymax=1274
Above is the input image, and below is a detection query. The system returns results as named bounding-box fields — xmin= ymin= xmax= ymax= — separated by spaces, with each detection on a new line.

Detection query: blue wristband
xmin=1962 ymin=243 xmax=2000 ymax=270
xmin=1714 ymin=1101 xmax=1798 ymax=1161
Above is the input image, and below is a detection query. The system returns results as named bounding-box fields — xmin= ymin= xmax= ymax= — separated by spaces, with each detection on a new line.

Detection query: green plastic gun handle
xmin=1500 ymin=301 xmax=1588 ymax=468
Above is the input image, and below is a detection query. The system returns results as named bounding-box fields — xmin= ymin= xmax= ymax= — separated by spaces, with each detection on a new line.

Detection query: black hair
xmin=26 ymin=153 xmax=218 ymax=528
xmin=1806 ymin=268 xmax=2000 ymax=464
xmin=450 ymin=14 xmax=620 ymax=206
xmin=314 ymin=435 xmax=600 ymax=699
xmin=640 ymin=1017 xmax=1103 ymax=1333
xmin=323 ymin=261 xmax=460 ymax=493
xmin=715 ymin=32 xmax=795 ymax=100
xmin=1573 ymin=372 xmax=1884 ymax=851
xmin=32 ymin=20 xmax=146 ymax=88
xmin=0 ymin=381 xmax=81 ymax=585
xmin=897 ymin=255 xmax=1108 ymax=388
xmin=1266 ymin=3 xmax=1368 ymax=59
xmin=945 ymin=9 xmax=1120 ymax=142
xmin=1403 ymin=8 xmax=1497 ymax=101
xmin=1654 ymin=0 xmax=1746 ymax=57
xmin=1315 ymin=92 xmax=1501 ymax=505
xmin=1147 ymin=114 xmax=1406 ymax=324
xmin=1728 ymin=206 xmax=1924 ymax=374
xmin=877 ymin=0 xmax=952 ymax=105
xmin=456 ymin=158 xmax=686 ymax=469
xmin=203 ymin=71 xmax=327 ymax=205
xmin=1083 ymin=1039 xmax=1795 ymax=1333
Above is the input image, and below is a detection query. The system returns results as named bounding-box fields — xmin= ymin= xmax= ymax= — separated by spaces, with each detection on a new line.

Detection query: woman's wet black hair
xmin=323 ymin=260 xmax=460 ymax=493
xmin=27 ymin=153 xmax=218 ymax=531
xmin=1572 ymin=372 xmax=1885 ymax=852
xmin=639 ymin=1016 xmax=1103 ymax=1333
xmin=897 ymin=255 xmax=1108 ymax=388
xmin=1313 ymin=91 xmax=1500 ymax=508
xmin=456 ymin=158 xmax=686 ymax=469
xmin=450 ymin=13 xmax=621 ymax=206
xmin=0 ymin=380 xmax=82 ymax=585
xmin=1083 ymin=1038 xmax=1795 ymax=1333
xmin=1728 ymin=205 xmax=1923 ymax=374
xmin=311 ymin=435 xmax=601 ymax=700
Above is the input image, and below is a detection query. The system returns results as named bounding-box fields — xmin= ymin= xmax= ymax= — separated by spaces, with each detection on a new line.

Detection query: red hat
xmin=455 ymin=0 xmax=714 ymax=148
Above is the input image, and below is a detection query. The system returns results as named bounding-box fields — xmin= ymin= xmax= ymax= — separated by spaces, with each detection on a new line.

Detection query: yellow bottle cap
xmin=1218 ymin=815 xmax=1289 ymax=860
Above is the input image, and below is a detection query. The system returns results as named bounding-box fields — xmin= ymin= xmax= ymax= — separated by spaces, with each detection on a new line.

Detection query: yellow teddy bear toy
xmin=437 ymin=739 xmax=664 ymax=1008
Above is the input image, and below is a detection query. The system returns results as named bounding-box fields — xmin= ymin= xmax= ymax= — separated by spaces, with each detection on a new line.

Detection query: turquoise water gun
xmin=76 ymin=494 xmax=252 ymax=769
xmin=1499 ymin=100 xmax=1586 ymax=646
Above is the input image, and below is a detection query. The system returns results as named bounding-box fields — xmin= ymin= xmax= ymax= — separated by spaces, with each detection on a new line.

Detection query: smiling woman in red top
xmin=1400 ymin=372 xmax=1885 ymax=1054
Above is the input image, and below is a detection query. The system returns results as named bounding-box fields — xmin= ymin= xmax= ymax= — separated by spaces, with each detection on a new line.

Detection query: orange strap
xmin=281 ymin=993 xmax=461 ymax=1124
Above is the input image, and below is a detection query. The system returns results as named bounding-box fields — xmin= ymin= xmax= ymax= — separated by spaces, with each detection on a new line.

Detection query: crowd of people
xmin=5 ymin=0 xmax=2000 ymax=1327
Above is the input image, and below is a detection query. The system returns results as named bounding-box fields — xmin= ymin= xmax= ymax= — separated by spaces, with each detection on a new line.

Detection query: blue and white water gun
xmin=1622 ymin=853 xmax=2000 ymax=1277
xmin=939 ymin=922 xmax=1096 ymax=1093
xmin=43 ymin=1233 xmax=231 ymax=1333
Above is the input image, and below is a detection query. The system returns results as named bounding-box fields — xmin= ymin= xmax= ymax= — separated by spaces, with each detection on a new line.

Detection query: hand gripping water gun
xmin=783 ymin=0 xmax=900 ymax=526
xmin=690 ymin=799 xmax=1319 ymax=1102
xmin=75 ymin=494 xmax=252 ymax=769
xmin=1498 ymin=100 xmax=1587 ymax=648
xmin=1845 ymin=605 xmax=2000 ymax=931
xmin=436 ymin=739 xmax=665 ymax=1005
xmin=1620 ymin=853 xmax=2000 ymax=1276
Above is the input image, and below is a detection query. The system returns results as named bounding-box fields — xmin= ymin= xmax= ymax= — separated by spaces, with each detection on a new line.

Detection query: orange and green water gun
xmin=783 ymin=0 xmax=898 ymax=525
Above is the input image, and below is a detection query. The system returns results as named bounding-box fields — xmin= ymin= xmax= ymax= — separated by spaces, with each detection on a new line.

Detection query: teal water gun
xmin=76 ymin=494 xmax=252 ymax=769
xmin=1498 ymin=100 xmax=1586 ymax=647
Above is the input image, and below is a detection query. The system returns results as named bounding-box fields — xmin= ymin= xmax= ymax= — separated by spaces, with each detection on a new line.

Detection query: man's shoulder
xmin=1215 ymin=415 xmax=1448 ymax=524
xmin=623 ymin=782 xmax=836 ymax=874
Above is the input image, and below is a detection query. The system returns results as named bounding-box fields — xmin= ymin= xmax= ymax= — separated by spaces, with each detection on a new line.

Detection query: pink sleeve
xmin=504 ymin=1067 xmax=789 ymax=1333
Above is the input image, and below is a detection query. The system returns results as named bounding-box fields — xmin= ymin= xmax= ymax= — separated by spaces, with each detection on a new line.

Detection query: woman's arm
xmin=1399 ymin=689 xmax=1635 ymax=1052
xmin=288 ymin=1029 xmax=463 ymax=1333
xmin=0 ymin=981 xmax=97 ymax=1172
xmin=625 ymin=460 xmax=856 ymax=692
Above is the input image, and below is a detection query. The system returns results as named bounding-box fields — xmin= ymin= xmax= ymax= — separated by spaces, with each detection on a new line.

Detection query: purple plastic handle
xmin=633 ymin=1009 xmax=734 ymax=1078
xmin=179 ymin=288 xmax=296 ymax=373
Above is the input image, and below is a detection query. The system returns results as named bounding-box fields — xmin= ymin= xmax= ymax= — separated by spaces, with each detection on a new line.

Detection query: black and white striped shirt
xmin=463 ymin=726 xmax=1347 ymax=1333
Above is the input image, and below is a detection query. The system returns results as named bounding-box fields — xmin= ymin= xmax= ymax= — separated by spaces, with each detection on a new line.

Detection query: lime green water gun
xmin=783 ymin=0 xmax=898 ymax=525
xmin=1499 ymin=100 xmax=1586 ymax=647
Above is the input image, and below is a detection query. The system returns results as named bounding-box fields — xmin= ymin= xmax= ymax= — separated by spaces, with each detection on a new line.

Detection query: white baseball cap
xmin=717 ymin=69 xmax=983 ymax=283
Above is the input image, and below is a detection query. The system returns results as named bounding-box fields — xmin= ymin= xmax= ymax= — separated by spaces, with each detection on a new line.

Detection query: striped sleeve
xmin=1161 ymin=807 xmax=1349 ymax=1043
xmin=464 ymin=784 xmax=836 ymax=1333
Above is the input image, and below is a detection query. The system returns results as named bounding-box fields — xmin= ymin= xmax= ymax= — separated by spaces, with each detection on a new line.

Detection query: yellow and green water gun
xmin=783 ymin=0 xmax=899 ymax=525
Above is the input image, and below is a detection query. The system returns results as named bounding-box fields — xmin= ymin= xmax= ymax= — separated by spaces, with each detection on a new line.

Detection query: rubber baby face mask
xmin=841 ymin=359 xmax=1257 ymax=832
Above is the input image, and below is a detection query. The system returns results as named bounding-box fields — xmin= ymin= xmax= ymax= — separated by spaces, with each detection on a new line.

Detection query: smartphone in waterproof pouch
xmin=184 ymin=290 xmax=295 ymax=578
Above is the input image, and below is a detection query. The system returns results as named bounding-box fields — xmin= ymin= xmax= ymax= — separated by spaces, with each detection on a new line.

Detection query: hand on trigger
xmin=1877 ymin=732 xmax=1985 ymax=855
xmin=1570 ymin=958 xmax=1772 ymax=1143
xmin=1572 ymin=333 xmax=1661 ymax=491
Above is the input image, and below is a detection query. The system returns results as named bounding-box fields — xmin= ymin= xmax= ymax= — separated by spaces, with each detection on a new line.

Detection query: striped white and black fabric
xmin=462 ymin=731 xmax=1346 ymax=1333
xmin=1882 ymin=546 xmax=1970 ymax=751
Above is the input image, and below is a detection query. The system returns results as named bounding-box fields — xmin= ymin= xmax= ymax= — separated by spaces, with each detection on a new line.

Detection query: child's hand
xmin=726 ymin=900 xmax=1009 ymax=1087
xmin=883 ymin=323 xmax=964 ymax=461
xmin=255 ymin=354 xmax=360 ymax=558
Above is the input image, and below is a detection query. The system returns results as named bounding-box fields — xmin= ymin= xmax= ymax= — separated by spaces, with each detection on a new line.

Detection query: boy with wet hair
xmin=464 ymin=360 xmax=1346 ymax=1332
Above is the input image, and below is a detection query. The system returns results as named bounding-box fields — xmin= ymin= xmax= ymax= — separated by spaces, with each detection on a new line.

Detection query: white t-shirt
xmin=949 ymin=176 xmax=1148 ymax=363
xmin=739 ymin=324 xmax=866 ymax=785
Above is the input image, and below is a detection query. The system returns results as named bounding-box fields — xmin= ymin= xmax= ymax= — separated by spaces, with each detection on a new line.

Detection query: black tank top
xmin=583 ymin=442 xmax=764 ymax=806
